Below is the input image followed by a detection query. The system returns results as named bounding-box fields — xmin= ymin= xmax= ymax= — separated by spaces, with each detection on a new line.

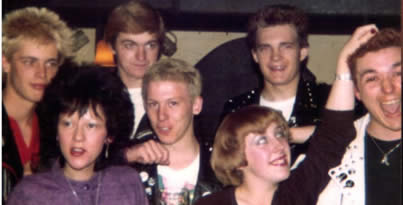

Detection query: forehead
xmin=256 ymin=24 xmax=298 ymax=43
xmin=356 ymin=47 xmax=401 ymax=74
xmin=13 ymin=38 xmax=58 ymax=59
xmin=147 ymin=80 xmax=191 ymax=98
xmin=116 ymin=32 xmax=158 ymax=43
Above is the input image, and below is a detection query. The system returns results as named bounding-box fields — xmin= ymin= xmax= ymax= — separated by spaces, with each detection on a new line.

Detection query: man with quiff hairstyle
xmin=2 ymin=6 xmax=73 ymax=202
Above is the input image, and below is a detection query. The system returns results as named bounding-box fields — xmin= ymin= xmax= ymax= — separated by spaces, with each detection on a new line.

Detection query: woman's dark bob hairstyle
xmin=38 ymin=62 xmax=134 ymax=171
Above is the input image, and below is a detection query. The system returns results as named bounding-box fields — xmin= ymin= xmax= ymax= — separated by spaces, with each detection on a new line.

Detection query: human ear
xmin=192 ymin=96 xmax=203 ymax=115
xmin=299 ymin=47 xmax=309 ymax=62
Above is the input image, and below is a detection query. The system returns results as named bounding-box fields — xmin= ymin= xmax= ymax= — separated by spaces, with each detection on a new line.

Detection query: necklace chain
xmin=65 ymin=172 xmax=103 ymax=205
xmin=369 ymin=136 xmax=401 ymax=166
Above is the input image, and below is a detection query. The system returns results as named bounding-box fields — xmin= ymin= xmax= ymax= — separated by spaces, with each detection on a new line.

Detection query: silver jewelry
xmin=369 ymin=136 xmax=401 ymax=166
xmin=105 ymin=143 xmax=109 ymax=159
xmin=65 ymin=172 xmax=103 ymax=205
xmin=335 ymin=73 xmax=352 ymax=81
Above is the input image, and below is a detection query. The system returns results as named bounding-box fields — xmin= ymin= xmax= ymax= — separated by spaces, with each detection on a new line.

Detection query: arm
xmin=326 ymin=24 xmax=378 ymax=111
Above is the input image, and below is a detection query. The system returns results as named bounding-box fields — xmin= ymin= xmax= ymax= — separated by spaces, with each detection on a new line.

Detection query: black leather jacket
xmin=221 ymin=68 xmax=331 ymax=165
xmin=132 ymin=137 xmax=222 ymax=205
xmin=2 ymin=104 xmax=24 ymax=202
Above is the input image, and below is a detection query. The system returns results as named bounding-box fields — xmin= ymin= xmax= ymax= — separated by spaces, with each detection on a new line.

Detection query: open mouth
xmin=381 ymin=99 xmax=401 ymax=116
xmin=270 ymin=154 xmax=288 ymax=167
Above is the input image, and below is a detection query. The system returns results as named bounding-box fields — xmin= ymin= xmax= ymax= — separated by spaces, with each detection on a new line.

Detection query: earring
xmin=105 ymin=143 xmax=110 ymax=159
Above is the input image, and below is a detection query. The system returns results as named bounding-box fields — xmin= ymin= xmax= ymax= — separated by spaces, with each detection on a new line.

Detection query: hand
xmin=126 ymin=140 xmax=170 ymax=165
xmin=337 ymin=24 xmax=378 ymax=74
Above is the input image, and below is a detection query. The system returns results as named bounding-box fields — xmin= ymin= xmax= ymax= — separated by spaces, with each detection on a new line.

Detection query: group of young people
xmin=2 ymin=1 xmax=400 ymax=205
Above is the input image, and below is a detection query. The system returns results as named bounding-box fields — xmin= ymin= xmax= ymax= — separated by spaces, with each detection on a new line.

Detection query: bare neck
xmin=367 ymin=120 xmax=401 ymax=141
xmin=163 ymin=135 xmax=200 ymax=170
xmin=236 ymin=179 xmax=278 ymax=205
xmin=3 ymin=88 xmax=36 ymax=125
xmin=261 ymin=77 xmax=299 ymax=101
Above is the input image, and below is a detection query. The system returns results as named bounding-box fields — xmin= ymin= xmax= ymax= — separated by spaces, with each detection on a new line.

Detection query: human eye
xmin=257 ymin=44 xmax=270 ymax=53
xmin=363 ymin=75 xmax=378 ymax=83
xmin=59 ymin=119 xmax=72 ymax=128
xmin=21 ymin=58 xmax=36 ymax=66
xmin=255 ymin=135 xmax=268 ymax=145
xmin=168 ymin=100 xmax=178 ymax=107
xmin=87 ymin=122 xmax=98 ymax=129
xmin=147 ymin=101 xmax=158 ymax=109
xmin=45 ymin=60 xmax=59 ymax=69
xmin=123 ymin=41 xmax=135 ymax=49
xmin=145 ymin=41 xmax=159 ymax=50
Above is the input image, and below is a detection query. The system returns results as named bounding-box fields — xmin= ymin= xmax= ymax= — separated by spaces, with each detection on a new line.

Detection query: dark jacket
xmin=132 ymin=137 xmax=222 ymax=205
xmin=2 ymin=104 xmax=23 ymax=202
xmin=221 ymin=68 xmax=331 ymax=164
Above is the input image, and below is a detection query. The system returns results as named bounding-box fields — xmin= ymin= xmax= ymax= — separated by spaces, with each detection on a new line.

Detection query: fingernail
xmin=370 ymin=29 xmax=376 ymax=34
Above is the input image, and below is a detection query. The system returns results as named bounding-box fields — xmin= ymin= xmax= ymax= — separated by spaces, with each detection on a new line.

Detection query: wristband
xmin=335 ymin=73 xmax=352 ymax=81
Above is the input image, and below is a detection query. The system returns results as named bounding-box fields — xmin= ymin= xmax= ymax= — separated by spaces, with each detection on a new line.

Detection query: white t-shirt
xmin=260 ymin=95 xmax=296 ymax=121
xmin=157 ymin=153 xmax=200 ymax=204
xmin=128 ymin=88 xmax=145 ymax=139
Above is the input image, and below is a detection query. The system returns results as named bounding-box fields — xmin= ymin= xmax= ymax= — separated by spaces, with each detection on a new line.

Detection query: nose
xmin=35 ymin=63 xmax=47 ymax=80
xmin=271 ymin=48 xmax=282 ymax=61
xmin=381 ymin=76 xmax=394 ymax=94
xmin=157 ymin=105 xmax=167 ymax=121
xmin=136 ymin=46 xmax=146 ymax=61
xmin=72 ymin=125 xmax=85 ymax=142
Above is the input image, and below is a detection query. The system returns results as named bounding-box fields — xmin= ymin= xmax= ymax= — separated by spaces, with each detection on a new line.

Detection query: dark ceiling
xmin=3 ymin=0 xmax=401 ymax=35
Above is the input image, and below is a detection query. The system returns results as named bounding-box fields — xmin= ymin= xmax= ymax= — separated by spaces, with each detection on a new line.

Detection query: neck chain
xmin=65 ymin=172 xmax=103 ymax=205
xmin=369 ymin=136 xmax=401 ymax=166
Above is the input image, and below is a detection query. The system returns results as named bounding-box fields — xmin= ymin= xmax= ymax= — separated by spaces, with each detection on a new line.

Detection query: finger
xmin=149 ymin=141 xmax=170 ymax=165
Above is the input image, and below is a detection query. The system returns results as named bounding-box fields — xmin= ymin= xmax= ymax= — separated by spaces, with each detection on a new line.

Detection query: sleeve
xmin=276 ymin=109 xmax=356 ymax=205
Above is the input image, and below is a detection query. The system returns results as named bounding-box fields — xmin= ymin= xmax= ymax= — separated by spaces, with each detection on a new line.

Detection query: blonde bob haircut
xmin=142 ymin=58 xmax=202 ymax=101
xmin=2 ymin=7 xmax=73 ymax=63
xmin=211 ymin=105 xmax=290 ymax=186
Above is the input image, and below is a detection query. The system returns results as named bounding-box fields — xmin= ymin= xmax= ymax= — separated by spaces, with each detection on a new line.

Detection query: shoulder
xmin=103 ymin=165 xmax=140 ymax=180
xmin=194 ymin=187 xmax=234 ymax=205
xmin=8 ymin=172 xmax=59 ymax=202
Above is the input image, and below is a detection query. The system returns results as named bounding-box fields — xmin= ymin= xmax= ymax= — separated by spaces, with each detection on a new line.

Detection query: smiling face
xmin=58 ymin=107 xmax=108 ymax=180
xmin=241 ymin=122 xmax=291 ymax=185
xmin=2 ymin=38 xmax=59 ymax=105
xmin=251 ymin=24 xmax=308 ymax=88
xmin=112 ymin=32 xmax=160 ymax=88
xmin=354 ymin=47 xmax=401 ymax=139
xmin=145 ymin=80 xmax=202 ymax=147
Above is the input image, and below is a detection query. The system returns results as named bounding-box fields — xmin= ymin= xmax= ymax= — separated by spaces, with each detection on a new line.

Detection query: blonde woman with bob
xmin=195 ymin=24 xmax=378 ymax=205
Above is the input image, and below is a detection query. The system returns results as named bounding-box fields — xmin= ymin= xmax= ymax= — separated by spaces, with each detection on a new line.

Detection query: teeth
xmin=72 ymin=148 xmax=84 ymax=152
xmin=382 ymin=99 xmax=400 ymax=105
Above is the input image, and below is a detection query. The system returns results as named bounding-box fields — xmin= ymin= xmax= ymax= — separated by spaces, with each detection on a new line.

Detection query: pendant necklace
xmin=65 ymin=172 xmax=103 ymax=205
xmin=369 ymin=136 xmax=401 ymax=166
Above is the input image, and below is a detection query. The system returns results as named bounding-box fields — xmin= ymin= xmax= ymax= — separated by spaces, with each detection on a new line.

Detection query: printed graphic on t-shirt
xmin=158 ymin=175 xmax=195 ymax=205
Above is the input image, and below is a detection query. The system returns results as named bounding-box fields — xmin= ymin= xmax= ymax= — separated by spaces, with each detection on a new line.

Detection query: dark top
xmin=132 ymin=135 xmax=222 ymax=205
xmin=195 ymin=109 xmax=356 ymax=205
xmin=2 ymin=104 xmax=24 ymax=202
xmin=221 ymin=68 xmax=331 ymax=165
xmin=365 ymin=133 xmax=401 ymax=205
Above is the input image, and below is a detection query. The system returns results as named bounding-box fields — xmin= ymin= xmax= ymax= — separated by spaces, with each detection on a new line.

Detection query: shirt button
xmin=83 ymin=184 xmax=90 ymax=190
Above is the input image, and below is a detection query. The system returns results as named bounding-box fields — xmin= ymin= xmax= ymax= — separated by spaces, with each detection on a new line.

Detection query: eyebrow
xmin=359 ymin=60 xmax=401 ymax=78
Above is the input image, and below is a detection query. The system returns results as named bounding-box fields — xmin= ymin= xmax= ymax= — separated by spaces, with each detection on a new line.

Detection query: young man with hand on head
xmin=317 ymin=25 xmax=401 ymax=205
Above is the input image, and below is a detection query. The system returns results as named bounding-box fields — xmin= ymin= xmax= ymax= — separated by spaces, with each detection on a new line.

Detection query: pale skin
xmin=250 ymin=24 xmax=315 ymax=144
xmin=131 ymin=80 xmax=202 ymax=169
xmin=2 ymin=38 xmax=59 ymax=175
xmin=233 ymin=24 xmax=373 ymax=205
